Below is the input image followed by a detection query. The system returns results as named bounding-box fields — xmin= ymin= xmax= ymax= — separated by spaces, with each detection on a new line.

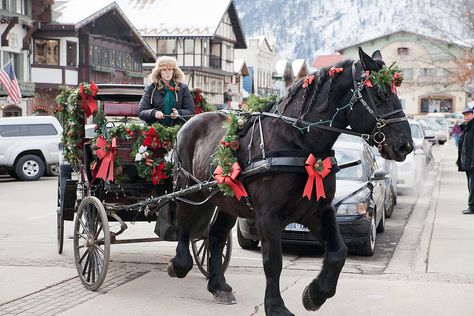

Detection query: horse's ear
xmin=358 ymin=47 xmax=379 ymax=70
xmin=371 ymin=50 xmax=383 ymax=60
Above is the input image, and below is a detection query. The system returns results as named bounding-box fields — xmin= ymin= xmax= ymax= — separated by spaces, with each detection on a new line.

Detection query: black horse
xmin=168 ymin=48 xmax=413 ymax=315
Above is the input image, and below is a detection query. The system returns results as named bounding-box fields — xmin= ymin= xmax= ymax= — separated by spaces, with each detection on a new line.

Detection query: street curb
xmin=413 ymin=145 xmax=446 ymax=273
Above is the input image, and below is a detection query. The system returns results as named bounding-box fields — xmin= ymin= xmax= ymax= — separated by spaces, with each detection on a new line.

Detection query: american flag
xmin=0 ymin=61 xmax=21 ymax=105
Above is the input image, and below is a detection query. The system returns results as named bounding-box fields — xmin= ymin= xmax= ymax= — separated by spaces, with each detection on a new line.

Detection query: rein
xmin=254 ymin=62 xmax=408 ymax=146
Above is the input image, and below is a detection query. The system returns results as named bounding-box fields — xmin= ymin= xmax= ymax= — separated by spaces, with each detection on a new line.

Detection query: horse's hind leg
xmin=302 ymin=204 xmax=347 ymax=311
xmin=258 ymin=211 xmax=294 ymax=316
xmin=207 ymin=210 xmax=237 ymax=304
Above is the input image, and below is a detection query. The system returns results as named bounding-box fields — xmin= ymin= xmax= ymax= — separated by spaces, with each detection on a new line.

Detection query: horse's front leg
xmin=303 ymin=204 xmax=347 ymax=311
xmin=167 ymin=231 xmax=193 ymax=278
xmin=207 ymin=211 xmax=237 ymax=304
xmin=258 ymin=211 xmax=294 ymax=316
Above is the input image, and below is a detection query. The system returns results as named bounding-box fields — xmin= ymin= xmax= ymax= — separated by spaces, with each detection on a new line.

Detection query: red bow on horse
xmin=303 ymin=154 xmax=332 ymax=201
xmin=213 ymin=162 xmax=248 ymax=201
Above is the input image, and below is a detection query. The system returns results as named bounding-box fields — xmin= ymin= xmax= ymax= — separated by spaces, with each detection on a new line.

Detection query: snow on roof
xmin=291 ymin=59 xmax=306 ymax=77
xmin=117 ymin=0 xmax=231 ymax=37
xmin=53 ymin=0 xmax=232 ymax=37
xmin=234 ymin=58 xmax=245 ymax=73
xmin=53 ymin=0 xmax=116 ymax=25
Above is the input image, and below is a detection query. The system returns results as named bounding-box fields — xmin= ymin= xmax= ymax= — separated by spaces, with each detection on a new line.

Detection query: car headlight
xmin=336 ymin=188 xmax=371 ymax=215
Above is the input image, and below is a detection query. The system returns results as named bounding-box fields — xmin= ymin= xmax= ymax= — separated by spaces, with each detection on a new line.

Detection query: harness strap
xmin=254 ymin=111 xmax=373 ymax=141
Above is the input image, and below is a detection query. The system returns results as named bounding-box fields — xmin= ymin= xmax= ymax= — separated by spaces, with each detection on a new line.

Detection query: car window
xmin=410 ymin=124 xmax=423 ymax=138
xmin=0 ymin=124 xmax=57 ymax=137
xmin=335 ymin=148 xmax=365 ymax=181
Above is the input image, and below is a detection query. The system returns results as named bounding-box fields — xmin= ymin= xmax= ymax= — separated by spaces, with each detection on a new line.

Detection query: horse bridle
xmin=350 ymin=62 xmax=408 ymax=148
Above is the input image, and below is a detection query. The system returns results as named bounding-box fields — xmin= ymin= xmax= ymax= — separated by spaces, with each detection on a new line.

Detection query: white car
xmin=0 ymin=116 xmax=62 ymax=180
xmin=396 ymin=121 xmax=431 ymax=191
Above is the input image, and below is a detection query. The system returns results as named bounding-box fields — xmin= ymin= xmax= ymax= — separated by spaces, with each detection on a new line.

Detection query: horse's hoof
xmin=167 ymin=262 xmax=177 ymax=278
xmin=213 ymin=290 xmax=237 ymax=305
xmin=302 ymin=286 xmax=321 ymax=311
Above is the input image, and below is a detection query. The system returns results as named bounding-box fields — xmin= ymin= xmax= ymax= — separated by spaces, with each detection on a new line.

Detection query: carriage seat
xmin=103 ymin=102 xmax=139 ymax=117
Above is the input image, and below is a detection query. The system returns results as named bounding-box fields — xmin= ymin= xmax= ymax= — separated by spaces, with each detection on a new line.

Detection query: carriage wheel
xmin=73 ymin=196 xmax=110 ymax=291
xmin=191 ymin=232 xmax=232 ymax=278
xmin=57 ymin=178 xmax=64 ymax=254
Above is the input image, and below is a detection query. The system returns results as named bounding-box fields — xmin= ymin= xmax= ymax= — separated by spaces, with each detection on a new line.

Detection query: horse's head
xmin=347 ymin=48 xmax=413 ymax=162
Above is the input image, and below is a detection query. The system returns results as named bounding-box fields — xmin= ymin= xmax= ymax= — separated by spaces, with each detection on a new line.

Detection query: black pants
xmin=467 ymin=171 xmax=474 ymax=210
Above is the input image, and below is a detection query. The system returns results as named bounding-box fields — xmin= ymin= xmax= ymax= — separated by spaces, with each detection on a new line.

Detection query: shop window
xmin=34 ymin=39 xmax=59 ymax=65
xmin=66 ymin=41 xmax=77 ymax=67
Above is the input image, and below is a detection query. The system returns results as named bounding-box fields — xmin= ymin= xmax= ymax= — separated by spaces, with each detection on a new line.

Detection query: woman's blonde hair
xmin=148 ymin=56 xmax=185 ymax=86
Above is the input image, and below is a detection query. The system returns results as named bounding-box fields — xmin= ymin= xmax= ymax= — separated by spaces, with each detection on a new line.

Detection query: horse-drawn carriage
xmin=57 ymin=49 xmax=413 ymax=315
xmin=56 ymin=83 xmax=231 ymax=290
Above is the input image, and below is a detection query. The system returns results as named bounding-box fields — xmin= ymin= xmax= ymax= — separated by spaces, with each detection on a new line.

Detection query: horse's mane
xmin=277 ymin=59 xmax=355 ymax=115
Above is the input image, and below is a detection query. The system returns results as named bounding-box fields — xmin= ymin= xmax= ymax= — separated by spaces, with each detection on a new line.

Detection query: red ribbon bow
xmin=213 ymin=162 xmax=248 ymax=200
xmin=329 ymin=67 xmax=344 ymax=76
xmin=303 ymin=155 xmax=332 ymax=201
xmin=95 ymin=136 xmax=117 ymax=182
xmin=302 ymin=74 xmax=315 ymax=88
xmin=152 ymin=162 xmax=168 ymax=185
xmin=79 ymin=82 xmax=98 ymax=117
xmin=391 ymin=72 xmax=400 ymax=94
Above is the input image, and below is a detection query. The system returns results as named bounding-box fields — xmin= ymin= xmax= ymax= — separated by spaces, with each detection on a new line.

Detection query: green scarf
xmin=162 ymin=80 xmax=176 ymax=125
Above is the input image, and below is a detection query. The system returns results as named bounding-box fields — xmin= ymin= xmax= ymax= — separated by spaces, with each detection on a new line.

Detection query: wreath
xmin=191 ymin=88 xmax=216 ymax=114
xmin=91 ymin=122 xmax=180 ymax=185
xmin=364 ymin=62 xmax=403 ymax=94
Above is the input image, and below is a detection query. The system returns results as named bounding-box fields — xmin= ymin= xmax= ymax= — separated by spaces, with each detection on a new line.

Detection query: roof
xmin=337 ymin=30 xmax=470 ymax=53
xmin=115 ymin=0 xmax=247 ymax=48
xmin=51 ymin=0 xmax=156 ymax=61
xmin=312 ymin=54 xmax=344 ymax=68
xmin=233 ymin=58 xmax=249 ymax=76
xmin=273 ymin=59 xmax=307 ymax=77
xmin=248 ymin=36 xmax=273 ymax=52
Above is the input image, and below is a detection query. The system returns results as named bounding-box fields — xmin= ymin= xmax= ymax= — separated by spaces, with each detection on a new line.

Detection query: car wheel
xmin=15 ymin=155 xmax=45 ymax=181
xmin=351 ymin=215 xmax=376 ymax=256
xmin=376 ymin=209 xmax=385 ymax=233
xmin=48 ymin=163 xmax=60 ymax=176
xmin=237 ymin=221 xmax=259 ymax=250
xmin=385 ymin=188 xmax=395 ymax=218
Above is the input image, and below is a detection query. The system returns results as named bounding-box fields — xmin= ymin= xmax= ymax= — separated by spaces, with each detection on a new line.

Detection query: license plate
xmin=285 ymin=223 xmax=309 ymax=232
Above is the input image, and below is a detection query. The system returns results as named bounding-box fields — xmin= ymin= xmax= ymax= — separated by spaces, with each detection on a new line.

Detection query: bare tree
xmin=419 ymin=0 xmax=474 ymax=93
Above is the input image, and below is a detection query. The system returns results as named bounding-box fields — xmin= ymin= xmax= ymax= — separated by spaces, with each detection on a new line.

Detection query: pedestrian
xmin=138 ymin=56 xmax=195 ymax=126
xmin=456 ymin=107 xmax=474 ymax=214
xmin=223 ymin=88 xmax=232 ymax=109
xmin=451 ymin=120 xmax=462 ymax=147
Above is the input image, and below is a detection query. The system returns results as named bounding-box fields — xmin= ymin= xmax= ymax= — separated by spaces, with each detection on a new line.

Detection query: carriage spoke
xmin=78 ymin=247 xmax=89 ymax=263
xmin=78 ymin=217 xmax=90 ymax=235
xmin=82 ymin=251 xmax=91 ymax=276
xmin=94 ymin=223 xmax=104 ymax=240
xmin=195 ymin=239 xmax=206 ymax=257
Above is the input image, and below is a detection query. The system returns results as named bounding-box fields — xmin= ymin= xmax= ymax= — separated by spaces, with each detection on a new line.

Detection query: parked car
xmin=237 ymin=137 xmax=387 ymax=256
xmin=396 ymin=121 xmax=431 ymax=192
xmin=371 ymin=147 xmax=398 ymax=218
xmin=418 ymin=118 xmax=447 ymax=144
xmin=0 ymin=116 xmax=62 ymax=180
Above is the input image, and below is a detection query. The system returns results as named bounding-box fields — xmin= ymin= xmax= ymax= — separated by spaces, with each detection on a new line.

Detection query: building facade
xmin=338 ymin=31 xmax=469 ymax=115
xmin=116 ymin=0 xmax=246 ymax=106
xmin=235 ymin=37 xmax=278 ymax=97
xmin=0 ymin=0 xmax=47 ymax=117
xmin=31 ymin=1 xmax=155 ymax=115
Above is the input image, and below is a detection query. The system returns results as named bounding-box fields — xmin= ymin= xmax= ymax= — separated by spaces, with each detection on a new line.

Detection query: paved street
xmin=1 ymin=142 xmax=474 ymax=315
